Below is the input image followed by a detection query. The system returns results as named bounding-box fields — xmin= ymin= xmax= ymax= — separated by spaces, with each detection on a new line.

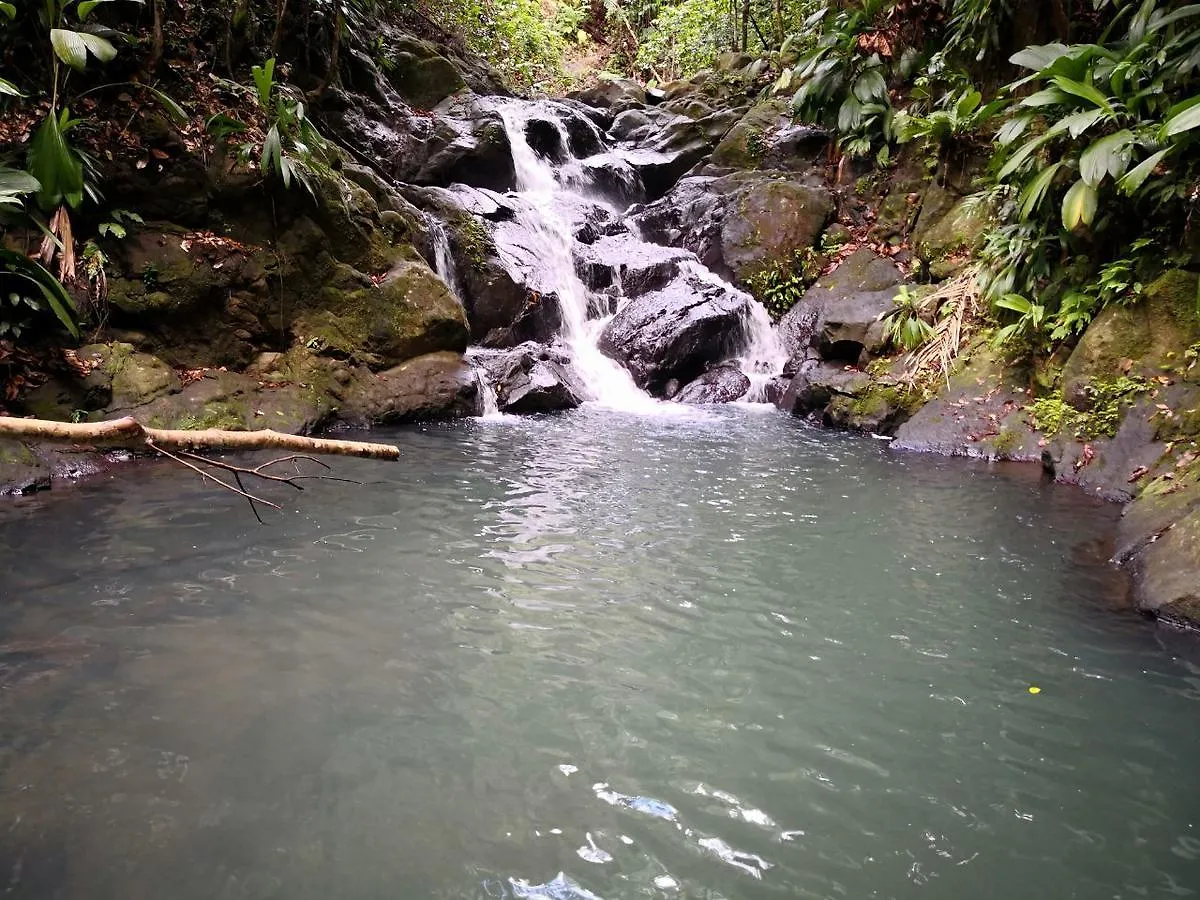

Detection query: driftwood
xmin=0 ymin=415 xmax=400 ymax=521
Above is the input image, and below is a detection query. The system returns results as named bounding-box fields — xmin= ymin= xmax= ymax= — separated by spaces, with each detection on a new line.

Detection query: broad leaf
xmin=27 ymin=112 xmax=84 ymax=210
xmin=0 ymin=76 xmax=22 ymax=97
xmin=995 ymin=293 xmax=1034 ymax=314
xmin=1019 ymin=86 xmax=1071 ymax=108
xmin=838 ymin=95 xmax=863 ymax=132
xmin=852 ymin=68 xmax=887 ymax=104
xmin=261 ymin=124 xmax=282 ymax=177
xmin=1164 ymin=98 xmax=1200 ymax=136
xmin=0 ymin=2 xmax=15 ymax=18
xmin=1148 ymin=2 xmax=1200 ymax=33
xmin=997 ymin=113 xmax=1033 ymax=146
xmin=1062 ymin=108 xmax=1107 ymax=139
xmin=1079 ymin=129 xmax=1134 ymax=185
xmin=1062 ymin=179 xmax=1099 ymax=230
xmin=50 ymin=28 xmax=116 ymax=69
xmin=1051 ymin=76 xmax=1114 ymax=115
xmin=1119 ymin=147 xmax=1171 ymax=195
xmin=1010 ymin=43 xmax=1071 ymax=71
xmin=997 ymin=132 xmax=1053 ymax=181
xmin=0 ymin=167 xmax=42 ymax=204
xmin=955 ymin=90 xmax=982 ymax=120
xmin=1017 ymin=161 xmax=1063 ymax=220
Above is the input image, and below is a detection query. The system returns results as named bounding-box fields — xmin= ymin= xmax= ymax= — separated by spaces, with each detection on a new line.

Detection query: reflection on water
xmin=0 ymin=407 xmax=1197 ymax=900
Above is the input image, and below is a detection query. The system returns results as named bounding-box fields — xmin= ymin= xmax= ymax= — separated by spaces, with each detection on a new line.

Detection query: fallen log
xmin=0 ymin=415 xmax=400 ymax=460
xmin=0 ymin=415 xmax=400 ymax=519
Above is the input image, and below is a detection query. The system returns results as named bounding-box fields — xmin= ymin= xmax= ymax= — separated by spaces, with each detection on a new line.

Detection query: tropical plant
xmin=991 ymin=292 xmax=1049 ymax=350
xmin=987 ymin=2 xmax=1200 ymax=289
xmin=788 ymin=1 xmax=899 ymax=161
xmin=881 ymin=284 xmax=935 ymax=350
xmin=0 ymin=249 xmax=80 ymax=339
xmin=895 ymin=85 xmax=1008 ymax=160
xmin=248 ymin=57 xmax=336 ymax=196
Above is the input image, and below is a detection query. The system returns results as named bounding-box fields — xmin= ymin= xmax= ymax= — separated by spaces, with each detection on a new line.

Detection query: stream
xmin=1 ymin=407 xmax=1199 ymax=899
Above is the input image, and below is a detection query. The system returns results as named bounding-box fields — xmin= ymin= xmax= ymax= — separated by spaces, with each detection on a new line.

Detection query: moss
xmin=1030 ymin=376 xmax=1149 ymax=439
xmin=991 ymin=428 xmax=1021 ymax=458
xmin=454 ymin=214 xmax=492 ymax=268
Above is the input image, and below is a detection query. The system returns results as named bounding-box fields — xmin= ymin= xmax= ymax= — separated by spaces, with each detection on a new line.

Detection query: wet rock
xmin=674 ymin=365 xmax=750 ymax=404
xmin=570 ymin=78 xmax=647 ymax=114
xmin=575 ymin=234 xmax=692 ymax=297
xmin=474 ymin=343 xmax=587 ymax=413
xmin=634 ymin=172 xmax=833 ymax=286
xmin=482 ymin=291 xmax=565 ymax=348
xmin=341 ymin=352 xmax=480 ymax=424
xmin=892 ymin=345 xmax=1041 ymax=459
xmin=598 ymin=272 xmax=751 ymax=395
xmin=780 ymin=249 xmax=908 ymax=369
xmin=574 ymin=153 xmax=646 ymax=206
xmin=387 ymin=36 xmax=468 ymax=109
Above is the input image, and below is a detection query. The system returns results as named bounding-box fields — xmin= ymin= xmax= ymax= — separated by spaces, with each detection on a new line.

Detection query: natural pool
xmin=0 ymin=406 xmax=1197 ymax=899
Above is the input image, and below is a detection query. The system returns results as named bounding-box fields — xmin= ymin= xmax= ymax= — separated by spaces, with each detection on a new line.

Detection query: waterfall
xmin=495 ymin=103 xmax=664 ymax=413
xmin=426 ymin=215 xmax=461 ymax=297
xmin=467 ymin=98 xmax=787 ymax=412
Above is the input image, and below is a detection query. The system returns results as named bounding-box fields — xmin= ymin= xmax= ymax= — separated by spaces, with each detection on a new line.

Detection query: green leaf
xmin=0 ymin=2 xmax=15 ymax=18
xmin=1017 ymin=161 xmax=1063 ymax=220
xmin=1164 ymin=98 xmax=1200 ymax=136
xmin=1148 ymin=3 xmax=1200 ymax=33
xmin=261 ymin=124 xmax=282 ymax=177
xmin=98 ymin=221 xmax=125 ymax=238
xmin=1062 ymin=179 xmax=1098 ymax=230
xmin=50 ymin=28 xmax=116 ymax=69
xmin=1062 ymin=108 xmax=1107 ymax=139
xmin=0 ymin=248 xmax=79 ymax=338
xmin=1119 ymin=147 xmax=1171 ymax=195
xmin=1019 ymin=86 xmax=1071 ymax=108
xmin=1079 ymin=129 xmax=1134 ymax=185
xmin=143 ymin=84 xmax=186 ymax=123
xmin=838 ymin=95 xmax=863 ymax=132
xmin=27 ymin=112 xmax=84 ymax=211
xmin=251 ymin=57 xmax=276 ymax=110
xmin=1010 ymin=43 xmax=1071 ymax=71
xmin=995 ymin=293 xmax=1033 ymax=314
xmin=955 ymin=90 xmax=982 ymax=119
xmin=997 ymin=113 xmax=1033 ymax=146
xmin=1051 ymin=76 xmax=1114 ymax=115
xmin=0 ymin=167 xmax=42 ymax=203
xmin=997 ymin=132 xmax=1053 ymax=181
xmin=50 ymin=28 xmax=88 ymax=70
xmin=852 ymin=68 xmax=887 ymax=103
xmin=0 ymin=76 xmax=22 ymax=97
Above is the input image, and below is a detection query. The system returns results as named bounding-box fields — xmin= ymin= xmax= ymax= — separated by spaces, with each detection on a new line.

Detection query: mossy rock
xmin=710 ymin=99 xmax=787 ymax=170
xmin=87 ymin=342 xmax=180 ymax=409
xmin=914 ymin=196 xmax=992 ymax=276
xmin=293 ymin=260 xmax=468 ymax=370
xmin=1135 ymin=503 xmax=1200 ymax=623
xmin=1062 ymin=269 xmax=1200 ymax=407
xmin=0 ymin=438 xmax=49 ymax=495
xmin=720 ymin=175 xmax=834 ymax=284
xmin=389 ymin=43 xmax=467 ymax=109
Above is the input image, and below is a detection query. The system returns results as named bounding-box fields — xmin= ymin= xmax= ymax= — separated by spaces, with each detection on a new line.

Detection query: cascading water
xmin=461 ymin=98 xmax=788 ymax=412
xmin=494 ymin=103 xmax=664 ymax=413
xmin=426 ymin=215 xmax=461 ymax=299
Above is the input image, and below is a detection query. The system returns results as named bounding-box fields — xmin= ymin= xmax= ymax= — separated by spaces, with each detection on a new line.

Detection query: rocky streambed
xmin=1 ymin=34 xmax=1197 ymax=628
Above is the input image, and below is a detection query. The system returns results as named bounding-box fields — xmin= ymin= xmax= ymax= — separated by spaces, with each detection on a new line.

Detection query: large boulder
xmin=473 ymin=344 xmax=588 ymax=413
xmin=341 ymin=352 xmax=480 ymax=424
xmin=385 ymin=36 xmax=468 ymax=109
xmin=598 ymin=272 xmax=752 ymax=395
xmin=293 ymin=259 xmax=469 ymax=370
xmin=570 ymin=78 xmax=647 ymax=115
xmin=1061 ymin=269 xmax=1200 ymax=408
xmin=709 ymin=99 xmax=828 ymax=172
xmin=481 ymin=291 xmax=565 ymax=348
xmin=779 ymin=249 xmax=908 ymax=369
xmin=633 ymin=172 xmax=833 ymax=286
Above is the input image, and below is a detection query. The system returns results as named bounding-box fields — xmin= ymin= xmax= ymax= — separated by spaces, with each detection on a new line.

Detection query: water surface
xmin=1 ymin=407 xmax=1198 ymax=899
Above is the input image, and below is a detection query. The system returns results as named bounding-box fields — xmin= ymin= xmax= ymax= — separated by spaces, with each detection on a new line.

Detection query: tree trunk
xmin=741 ymin=0 xmax=750 ymax=51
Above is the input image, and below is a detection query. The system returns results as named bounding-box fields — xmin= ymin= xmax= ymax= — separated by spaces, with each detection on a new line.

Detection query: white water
xmin=426 ymin=215 xmax=461 ymax=297
xmin=496 ymin=103 xmax=666 ymax=414
xmin=468 ymin=100 xmax=788 ymax=412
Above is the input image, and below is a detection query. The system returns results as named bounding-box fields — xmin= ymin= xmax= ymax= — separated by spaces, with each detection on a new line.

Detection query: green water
xmin=0 ymin=406 xmax=1197 ymax=899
